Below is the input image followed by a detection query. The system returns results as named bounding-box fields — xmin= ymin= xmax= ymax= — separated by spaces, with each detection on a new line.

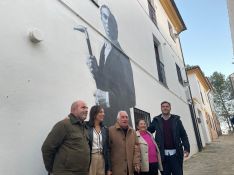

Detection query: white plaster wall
xmin=0 ymin=0 xmax=198 ymax=174
xmin=189 ymin=73 xmax=214 ymax=118
xmin=188 ymin=74 xmax=201 ymax=100
xmin=200 ymin=109 xmax=212 ymax=143
xmin=194 ymin=104 xmax=211 ymax=145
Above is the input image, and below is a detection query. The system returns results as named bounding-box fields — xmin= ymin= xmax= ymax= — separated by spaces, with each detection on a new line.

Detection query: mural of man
xmin=86 ymin=5 xmax=136 ymax=126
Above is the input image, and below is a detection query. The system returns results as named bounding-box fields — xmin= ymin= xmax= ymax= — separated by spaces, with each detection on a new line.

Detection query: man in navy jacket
xmin=148 ymin=101 xmax=190 ymax=175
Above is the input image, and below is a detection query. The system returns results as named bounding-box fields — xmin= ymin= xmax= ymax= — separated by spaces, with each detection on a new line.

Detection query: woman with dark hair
xmin=87 ymin=105 xmax=111 ymax=175
xmin=136 ymin=119 xmax=163 ymax=175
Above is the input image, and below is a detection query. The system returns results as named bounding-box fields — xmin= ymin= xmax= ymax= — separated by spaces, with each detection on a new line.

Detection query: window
xmin=197 ymin=110 xmax=202 ymax=124
xmin=90 ymin=0 xmax=99 ymax=7
xmin=210 ymin=116 xmax=214 ymax=129
xmin=168 ymin=21 xmax=176 ymax=41
xmin=148 ymin=0 xmax=157 ymax=26
xmin=134 ymin=108 xmax=151 ymax=129
xmin=176 ymin=64 xmax=183 ymax=85
xmin=154 ymin=40 xmax=167 ymax=86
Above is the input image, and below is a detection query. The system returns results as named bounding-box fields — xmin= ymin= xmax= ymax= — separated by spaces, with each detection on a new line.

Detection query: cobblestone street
xmin=184 ymin=134 xmax=234 ymax=175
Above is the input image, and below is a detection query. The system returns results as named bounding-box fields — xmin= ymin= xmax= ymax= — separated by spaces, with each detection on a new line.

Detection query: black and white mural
xmin=75 ymin=5 xmax=135 ymax=126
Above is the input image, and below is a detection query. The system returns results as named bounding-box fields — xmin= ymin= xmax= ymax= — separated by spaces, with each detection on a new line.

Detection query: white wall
xmin=0 ymin=0 xmax=198 ymax=174
xmin=194 ymin=103 xmax=212 ymax=145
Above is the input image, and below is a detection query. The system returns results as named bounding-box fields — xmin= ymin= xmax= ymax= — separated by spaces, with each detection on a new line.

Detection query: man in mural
xmin=148 ymin=101 xmax=190 ymax=175
xmin=86 ymin=5 xmax=136 ymax=126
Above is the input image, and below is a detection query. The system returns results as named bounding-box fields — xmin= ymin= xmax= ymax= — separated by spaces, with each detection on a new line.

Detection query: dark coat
xmin=93 ymin=43 xmax=136 ymax=126
xmin=41 ymin=114 xmax=90 ymax=175
xmin=87 ymin=124 xmax=111 ymax=174
xmin=148 ymin=114 xmax=190 ymax=163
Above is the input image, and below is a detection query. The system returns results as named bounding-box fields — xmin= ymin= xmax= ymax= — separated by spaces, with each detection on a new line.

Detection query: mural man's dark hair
xmin=100 ymin=4 xmax=118 ymax=40
xmin=100 ymin=4 xmax=111 ymax=13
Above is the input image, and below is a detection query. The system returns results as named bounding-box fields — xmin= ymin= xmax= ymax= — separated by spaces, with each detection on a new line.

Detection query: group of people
xmin=41 ymin=100 xmax=190 ymax=175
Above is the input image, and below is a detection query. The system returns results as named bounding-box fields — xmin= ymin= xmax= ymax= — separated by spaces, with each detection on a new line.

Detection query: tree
xmin=209 ymin=72 xmax=234 ymax=132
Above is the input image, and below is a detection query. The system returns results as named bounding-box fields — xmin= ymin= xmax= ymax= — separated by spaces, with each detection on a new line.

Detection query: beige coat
xmin=109 ymin=123 xmax=140 ymax=175
xmin=136 ymin=131 xmax=163 ymax=172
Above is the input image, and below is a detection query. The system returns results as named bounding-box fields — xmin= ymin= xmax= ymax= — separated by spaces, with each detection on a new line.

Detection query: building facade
xmin=227 ymin=0 xmax=234 ymax=56
xmin=230 ymin=73 xmax=234 ymax=91
xmin=0 ymin=0 xmax=198 ymax=174
xmin=187 ymin=66 xmax=220 ymax=147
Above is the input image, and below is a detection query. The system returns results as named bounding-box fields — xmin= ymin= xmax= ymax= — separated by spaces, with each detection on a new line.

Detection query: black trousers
xmin=134 ymin=163 xmax=158 ymax=175
xmin=160 ymin=155 xmax=183 ymax=175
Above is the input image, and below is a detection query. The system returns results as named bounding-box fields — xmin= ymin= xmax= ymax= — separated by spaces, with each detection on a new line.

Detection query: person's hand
xmin=134 ymin=164 xmax=140 ymax=173
xmin=94 ymin=89 xmax=110 ymax=108
xmin=86 ymin=55 xmax=98 ymax=75
xmin=184 ymin=151 xmax=189 ymax=158
xmin=107 ymin=170 xmax=112 ymax=175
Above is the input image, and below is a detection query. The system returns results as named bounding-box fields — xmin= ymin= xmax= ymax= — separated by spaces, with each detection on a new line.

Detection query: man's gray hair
xmin=117 ymin=111 xmax=128 ymax=119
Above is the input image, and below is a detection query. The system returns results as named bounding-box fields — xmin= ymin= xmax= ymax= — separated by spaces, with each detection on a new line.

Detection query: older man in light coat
xmin=108 ymin=111 xmax=140 ymax=175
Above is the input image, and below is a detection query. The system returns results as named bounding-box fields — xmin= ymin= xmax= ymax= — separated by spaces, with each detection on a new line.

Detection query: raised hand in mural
xmin=86 ymin=55 xmax=99 ymax=76
xmin=94 ymin=89 xmax=110 ymax=108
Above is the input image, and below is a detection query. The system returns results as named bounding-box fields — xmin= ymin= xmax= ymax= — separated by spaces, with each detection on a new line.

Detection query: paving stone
xmin=183 ymin=134 xmax=234 ymax=175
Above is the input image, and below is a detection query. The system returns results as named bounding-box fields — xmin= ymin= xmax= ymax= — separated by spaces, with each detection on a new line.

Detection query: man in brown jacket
xmin=108 ymin=111 xmax=140 ymax=175
xmin=41 ymin=100 xmax=90 ymax=175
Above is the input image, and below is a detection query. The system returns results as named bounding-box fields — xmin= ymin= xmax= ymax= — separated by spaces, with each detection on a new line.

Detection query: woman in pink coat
xmin=136 ymin=119 xmax=163 ymax=175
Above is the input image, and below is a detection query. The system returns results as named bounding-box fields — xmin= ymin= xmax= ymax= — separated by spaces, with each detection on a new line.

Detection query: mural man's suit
xmin=87 ymin=5 xmax=136 ymax=126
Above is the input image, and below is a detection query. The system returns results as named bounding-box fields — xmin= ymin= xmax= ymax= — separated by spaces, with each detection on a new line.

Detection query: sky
xmin=175 ymin=0 xmax=233 ymax=77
